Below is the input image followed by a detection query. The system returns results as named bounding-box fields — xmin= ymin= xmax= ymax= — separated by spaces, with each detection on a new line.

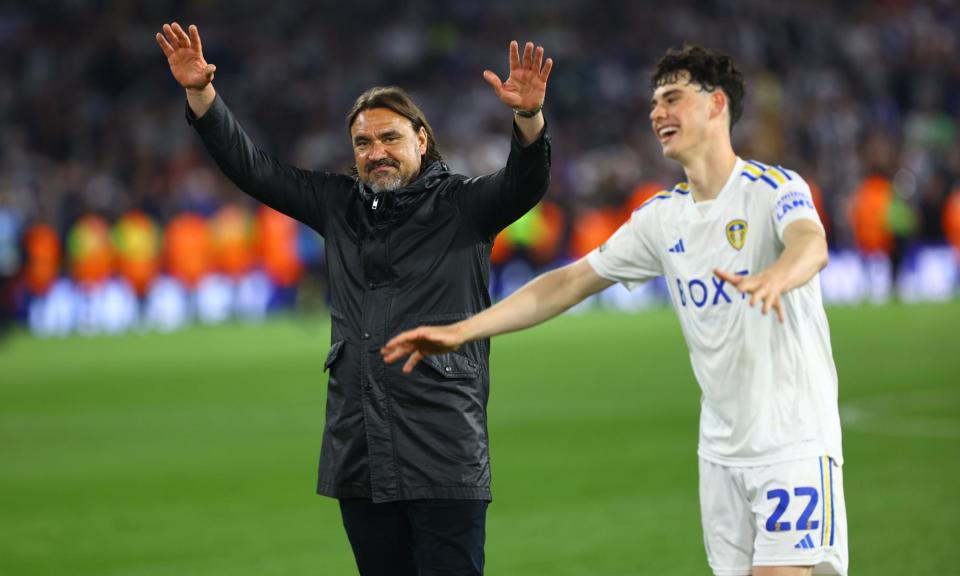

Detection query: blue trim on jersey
xmin=747 ymin=159 xmax=768 ymax=171
xmin=774 ymin=165 xmax=793 ymax=181
xmin=671 ymin=185 xmax=690 ymax=195
xmin=740 ymin=171 xmax=758 ymax=181
xmin=634 ymin=194 xmax=671 ymax=212
xmin=760 ymin=174 xmax=780 ymax=189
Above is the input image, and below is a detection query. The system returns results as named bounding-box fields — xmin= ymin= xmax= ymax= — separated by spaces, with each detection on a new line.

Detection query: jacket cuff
xmin=185 ymin=93 xmax=227 ymax=130
xmin=511 ymin=117 xmax=550 ymax=152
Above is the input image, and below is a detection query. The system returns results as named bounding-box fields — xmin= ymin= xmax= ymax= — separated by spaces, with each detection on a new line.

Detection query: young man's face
xmin=351 ymin=108 xmax=428 ymax=193
xmin=649 ymin=72 xmax=723 ymax=161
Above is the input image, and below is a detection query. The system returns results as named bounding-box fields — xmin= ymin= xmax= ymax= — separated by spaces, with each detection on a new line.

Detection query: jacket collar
xmin=357 ymin=160 xmax=450 ymax=224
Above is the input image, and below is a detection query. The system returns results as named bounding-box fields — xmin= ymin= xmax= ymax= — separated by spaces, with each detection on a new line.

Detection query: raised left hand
xmin=483 ymin=40 xmax=553 ymax=113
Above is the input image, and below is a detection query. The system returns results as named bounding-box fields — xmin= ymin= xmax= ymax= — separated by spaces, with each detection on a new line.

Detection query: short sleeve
xmin=772 ymin=177 xmax=824 ymax=241
xmin=586 ymin=208 xmax=662 ymax=291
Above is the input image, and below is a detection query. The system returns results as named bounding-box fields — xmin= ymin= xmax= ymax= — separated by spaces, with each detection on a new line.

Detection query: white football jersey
xmin=588 ymin=158 xmax=843 ymax=466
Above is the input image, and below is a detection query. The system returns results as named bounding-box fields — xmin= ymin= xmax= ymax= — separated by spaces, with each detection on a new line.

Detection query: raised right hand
xmin=381 ymin=325 xmax=467 ymax=374
xmin=156 ymin=23 xmax=216 ymax=90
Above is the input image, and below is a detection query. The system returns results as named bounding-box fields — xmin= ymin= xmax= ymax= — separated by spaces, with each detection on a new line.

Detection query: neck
xmin=679 ymin=138 xmax=737 ymax=203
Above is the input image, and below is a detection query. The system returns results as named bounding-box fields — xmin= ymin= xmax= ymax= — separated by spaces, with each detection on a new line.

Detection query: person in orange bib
xmin=113 ymin=211 xmax=161 ymax=297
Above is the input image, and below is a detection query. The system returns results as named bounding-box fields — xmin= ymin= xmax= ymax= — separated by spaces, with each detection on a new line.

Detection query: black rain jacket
xmin=188 ymin=95 xmax=551 ymax=502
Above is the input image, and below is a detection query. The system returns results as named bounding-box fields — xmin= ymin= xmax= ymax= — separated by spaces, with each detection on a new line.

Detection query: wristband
xmin=514 ymin=102 xmax=543 ymax=118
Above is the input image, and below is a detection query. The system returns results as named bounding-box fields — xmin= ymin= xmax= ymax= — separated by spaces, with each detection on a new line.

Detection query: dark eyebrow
xmin=651 ymin=89 xmax=683 ymax=108
xmin=378 ymin=129 xmax=402 ymax=139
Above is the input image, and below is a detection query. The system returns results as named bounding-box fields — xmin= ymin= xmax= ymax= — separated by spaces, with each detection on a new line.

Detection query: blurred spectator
xmin=254 ymin=206 xmax=302 ymax=308
xmin=527 ymin=201 xmax=566 ymax=265
xmin=808 ymin=181 xmax=831 ymax=240
xmin=944 ymin=185 xmax=960 ymax=253
xmin=210 ymin=203 xmax=255 ymax=278
xmin=569 ymin=207 xmax=623 ymax=260
xmin=625 ymin=183 xmax=664 ymax=216
xmin=67 ymin=214 xmax=113 ymax=289
xmin=0 ymin=193 xmax=20 ymax=330
xmin=113 ymin=210 xmax=161 ymax=297
xmin=22 ymin=224 xmax=60 ymax=297
xmin=849 ymin=175 xmax=894 ymax=256
xmin=164 ymin=213 xmax=212 ymax=289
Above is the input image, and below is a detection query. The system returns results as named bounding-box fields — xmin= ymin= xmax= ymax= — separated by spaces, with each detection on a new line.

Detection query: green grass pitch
xmin=2 ymin=301 xmax=959 ymax=574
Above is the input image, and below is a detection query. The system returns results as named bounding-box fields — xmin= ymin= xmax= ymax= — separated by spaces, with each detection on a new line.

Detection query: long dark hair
xmin=346 ymin=86 xmax=443 ymax=170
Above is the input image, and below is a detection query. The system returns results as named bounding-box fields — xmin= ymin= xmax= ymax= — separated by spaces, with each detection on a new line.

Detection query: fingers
xmin=403 ymin=351 xmax=424 ymax=374
xmin=755 ymin=286 xmax=767 ymax=310
xmin=522 ymin=41 xmax=534 ymax=69
xmin=485 ymin=69 xmax=520 ymax=107
xmin=159 ymin=22 xmax=203 ymax=54
xmin=382 ymin=331 xmax=414 ymax=363
xmin=155 ymin=32 xmax=174 ymax=57
xmin=171 ymin=22 xmax=191 ymax=48
xmin=188 ymin=24 xmax=203 ymax=54
xmin=758 ymin=291 xmax=785 ymax=323
xmin=761 ymin=287 xmax=775 ymax=315
xmin=540 ymin=57 xmax=554 ymax=82
xmin=713 ymin=268 xmax=743 ymax=286
xmin=161 ymin=24 xmax=180 ymax=49
xmin=509 ymin=40 xmax=551 ymax=72
xmin=749 ymin=286 xmax=785 ymax=322
xmin=508 ymin=40 xmax=520 ymax=70
xmin=714 ymin=268 xmax=786 ymax=322
xmin=482 ymin=70 xmax=503 ymax=94
xmin=381 ymin=342 xmax=412 ymax=364
xmin=384 ymin=328 xmax=423 ymax=352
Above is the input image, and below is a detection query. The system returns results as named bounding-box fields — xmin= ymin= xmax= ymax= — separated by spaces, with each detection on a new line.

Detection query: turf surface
xmin=2 ymin=301 xmax=959 ymax=574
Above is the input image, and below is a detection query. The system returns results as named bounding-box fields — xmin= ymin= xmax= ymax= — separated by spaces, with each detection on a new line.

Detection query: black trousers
xmin=339 ymin=498 xmax=488 ymax=576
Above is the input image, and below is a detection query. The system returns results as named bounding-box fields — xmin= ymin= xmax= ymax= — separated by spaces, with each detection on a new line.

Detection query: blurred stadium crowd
xmin=2 ymin=0 xmax=960 ymax=334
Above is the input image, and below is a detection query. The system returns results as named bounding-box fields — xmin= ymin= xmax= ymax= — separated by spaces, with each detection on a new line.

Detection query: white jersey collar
xmin=683 ymin=157 xmax=746 ymax=221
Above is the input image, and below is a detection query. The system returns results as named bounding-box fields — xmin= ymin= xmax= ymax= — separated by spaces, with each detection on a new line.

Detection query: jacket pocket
xmin=420 ymin=351 xmax=479 ymax=379
xmin=324 ymin=340 xmax=345 ymax=372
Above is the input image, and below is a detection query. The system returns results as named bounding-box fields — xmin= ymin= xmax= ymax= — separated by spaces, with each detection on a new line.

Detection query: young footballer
xmin=382 ymin=45 xmax=848 ymax=576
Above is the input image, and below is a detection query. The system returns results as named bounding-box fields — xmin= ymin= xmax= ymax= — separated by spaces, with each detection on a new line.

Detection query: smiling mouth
xmin=369 ymin=166 xmax=399 ymax=179
xmin=657 ymin=126 xmax=679 ymax=142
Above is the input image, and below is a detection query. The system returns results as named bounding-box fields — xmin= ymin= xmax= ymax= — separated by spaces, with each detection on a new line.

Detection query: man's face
xmin=649 ymin=72 xmax=721 ymax=160
xmin=351 ymin=108 xmax=428 ymax=193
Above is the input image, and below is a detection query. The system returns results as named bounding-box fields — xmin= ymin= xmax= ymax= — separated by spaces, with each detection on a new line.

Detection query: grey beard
xmin=366 ymin=174 xmax=404 ymax=194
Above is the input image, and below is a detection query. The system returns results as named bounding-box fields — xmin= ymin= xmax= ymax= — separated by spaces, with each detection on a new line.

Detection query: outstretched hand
xmin=714 ymin=268 xmax=787 ymax=323
xmin=156 ymin=23 xmax=216 ymax=90
xmin=483 ymin=40 xmax=553 ymax=113
xmin=381 ymin=325 xmax=467 ymax=374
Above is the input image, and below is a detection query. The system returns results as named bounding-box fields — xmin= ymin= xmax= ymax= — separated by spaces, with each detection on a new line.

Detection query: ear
xmin=710 ymin=90 xmax=728 ymax=122
xmin=417 ymin=127 xmax=428 ymax=155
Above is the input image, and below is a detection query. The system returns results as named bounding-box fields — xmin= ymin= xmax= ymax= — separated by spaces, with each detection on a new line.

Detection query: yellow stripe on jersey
xmin=765 ymin=167 xmax=786 ymax=186
xmin=743 ymin=163 xmax=763 ymax=177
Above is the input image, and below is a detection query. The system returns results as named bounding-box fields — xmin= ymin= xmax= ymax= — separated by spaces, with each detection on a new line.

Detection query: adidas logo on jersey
xmin=667 ymin=239 xmax=685 ymax=253
xmin=794 ymin=534 xmax=816 ymax=549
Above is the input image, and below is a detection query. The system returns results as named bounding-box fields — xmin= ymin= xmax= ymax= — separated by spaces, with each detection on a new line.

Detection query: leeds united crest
xmin=726 ymin=219 xmax=747 ymax=250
